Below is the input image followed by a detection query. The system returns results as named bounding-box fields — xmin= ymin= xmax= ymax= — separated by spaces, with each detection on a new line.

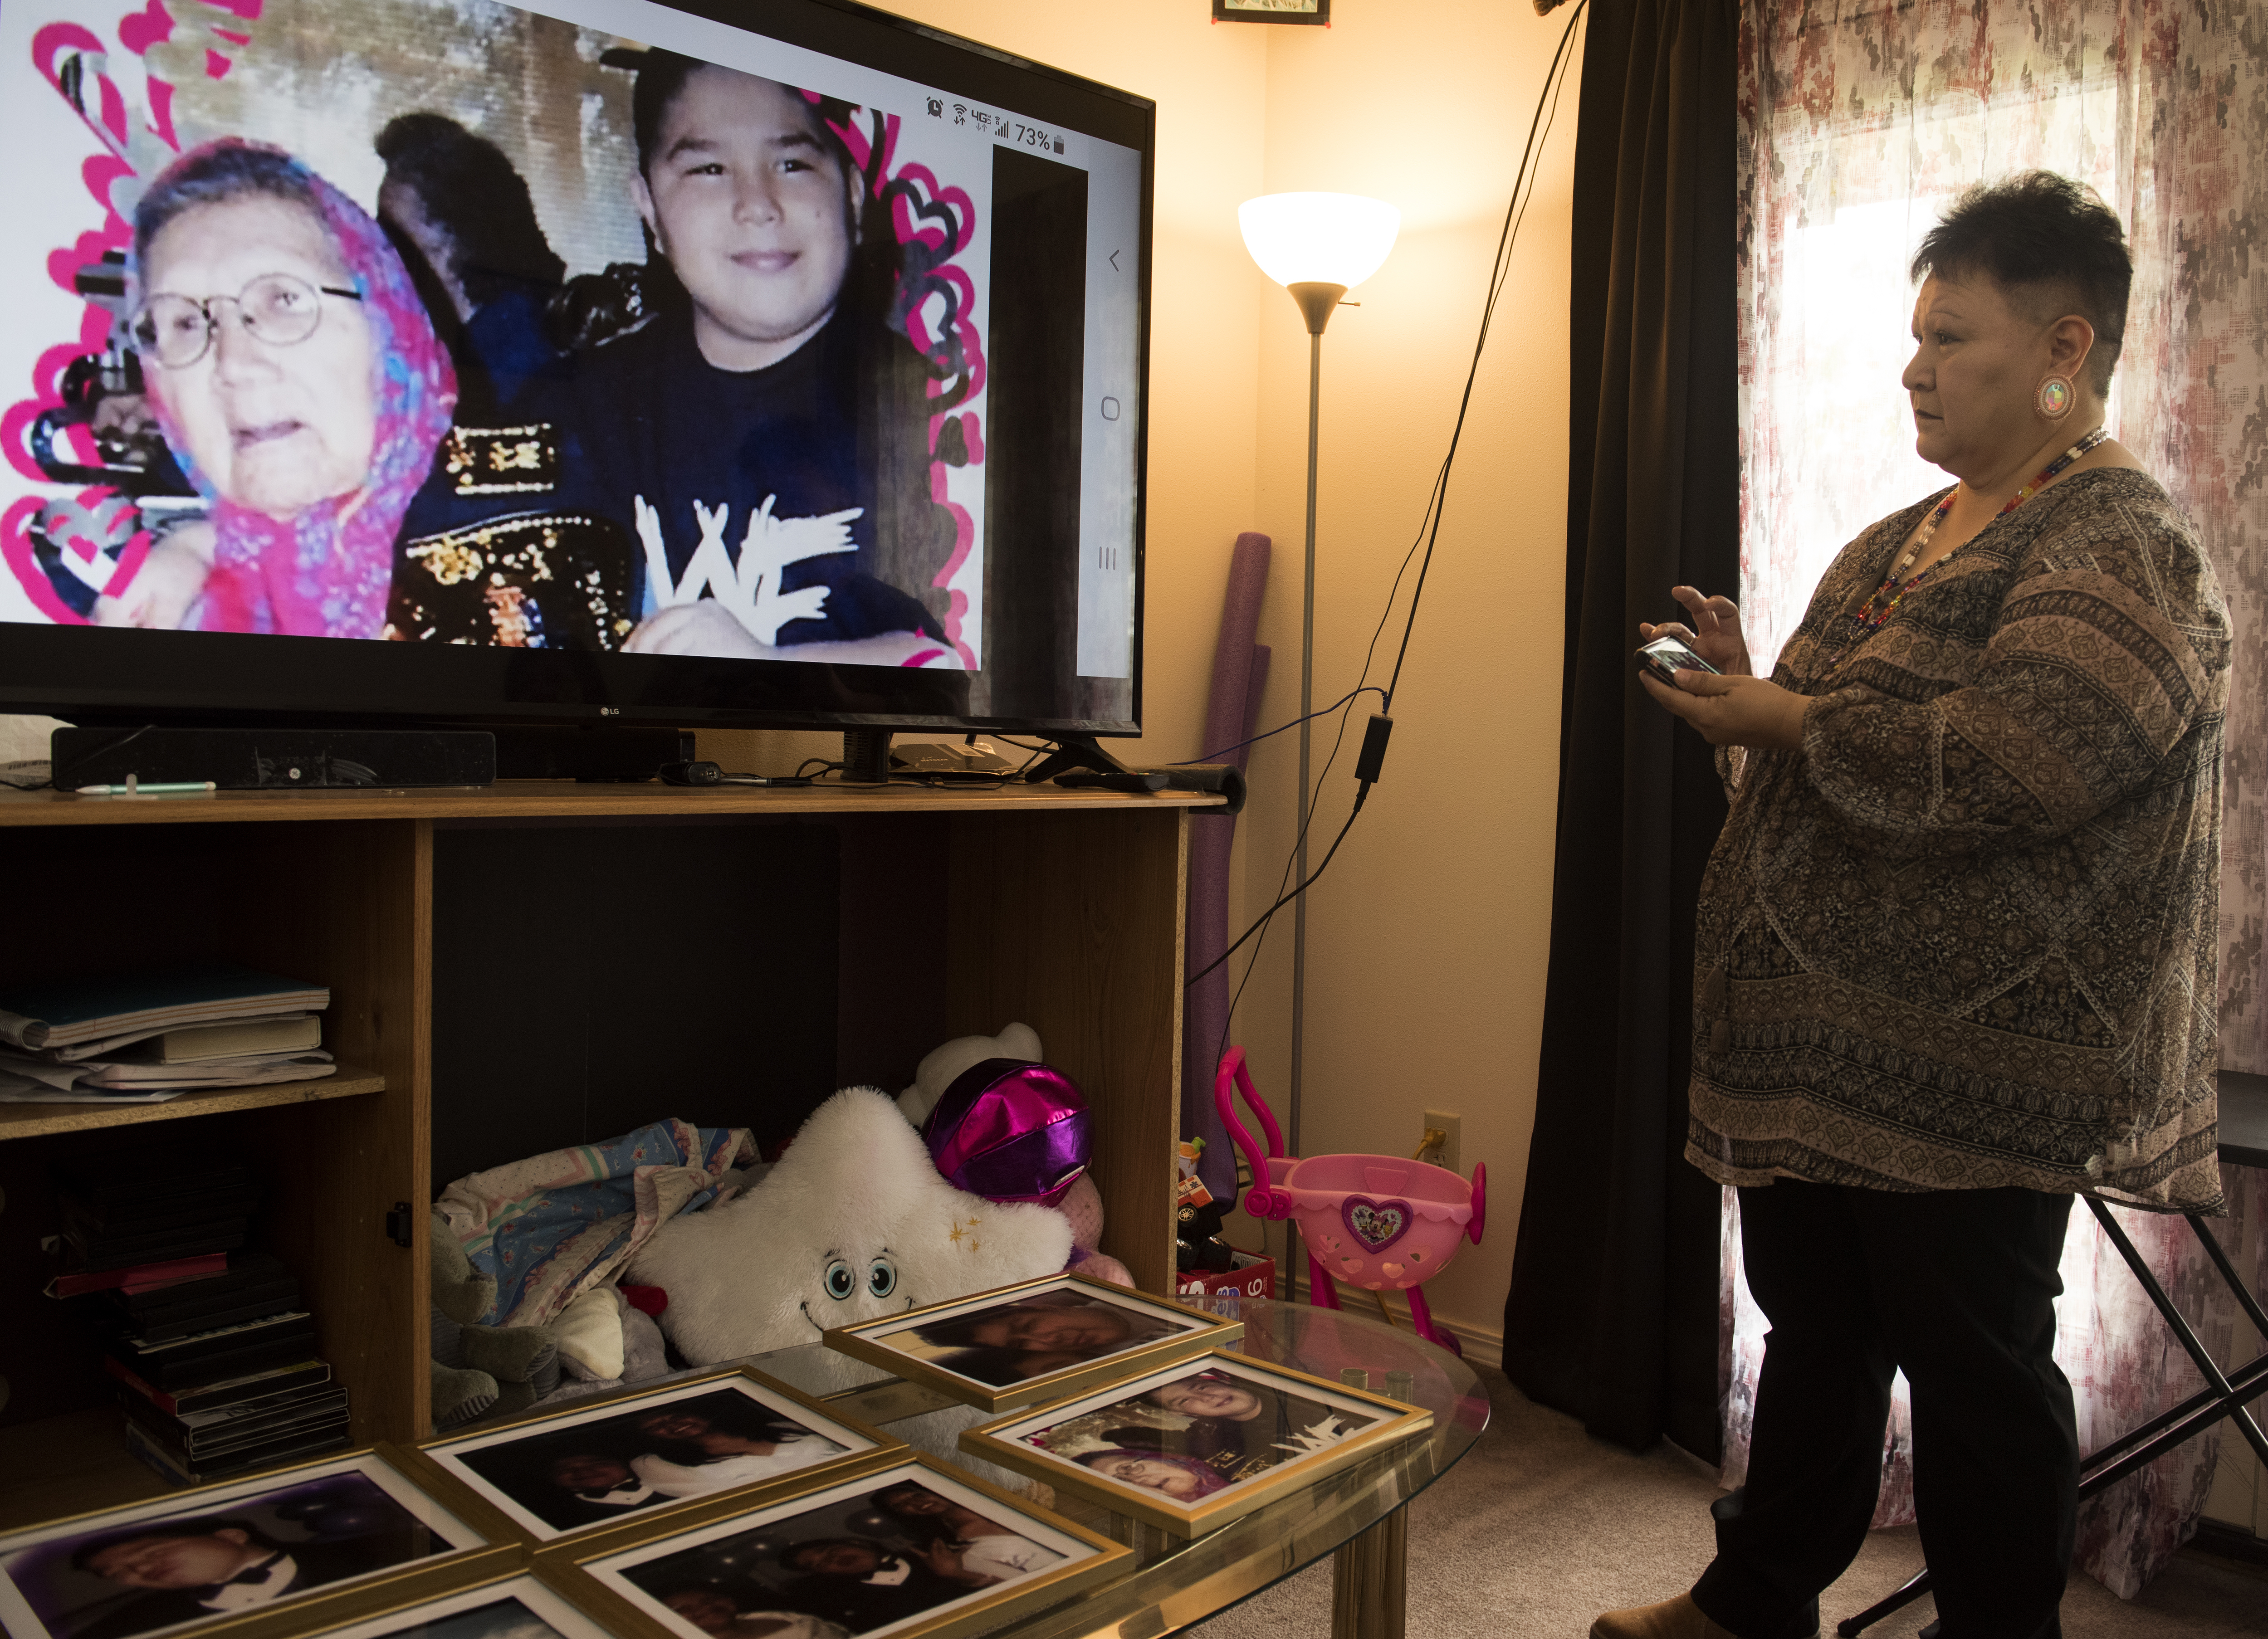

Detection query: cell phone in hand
xmin=1636 ymin=634 xmax=1723 ymax=684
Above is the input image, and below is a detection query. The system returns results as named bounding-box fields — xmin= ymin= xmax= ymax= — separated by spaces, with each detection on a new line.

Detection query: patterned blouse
xmin=1687 ymin=468 xmax=2229 ymax=1210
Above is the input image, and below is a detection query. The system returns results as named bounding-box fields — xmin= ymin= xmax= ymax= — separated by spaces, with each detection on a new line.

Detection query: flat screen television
xmin=0 ymin=0 xmax=1149 ymax=740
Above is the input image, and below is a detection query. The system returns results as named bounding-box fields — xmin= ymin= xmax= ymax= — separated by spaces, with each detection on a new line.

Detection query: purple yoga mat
xmin=1183 ymin=531 xmax=1271 ymax=1201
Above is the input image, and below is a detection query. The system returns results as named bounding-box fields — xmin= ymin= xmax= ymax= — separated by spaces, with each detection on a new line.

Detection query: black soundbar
xmin=53 ymin=727 xmax=496 ymax=790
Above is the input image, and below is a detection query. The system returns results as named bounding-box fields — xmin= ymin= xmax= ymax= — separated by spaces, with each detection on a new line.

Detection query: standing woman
xmin=1600 ymin=172 xmax=2228 ymax=1639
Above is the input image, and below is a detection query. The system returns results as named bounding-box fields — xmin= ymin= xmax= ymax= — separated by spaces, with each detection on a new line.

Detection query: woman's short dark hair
xmin=375 ymin=112 xmax=565 ymax=301
xmin=1910 ymin=171 xmax=2132 ymax=394
xmin=135 ymin=142 xmax=319 ymax=273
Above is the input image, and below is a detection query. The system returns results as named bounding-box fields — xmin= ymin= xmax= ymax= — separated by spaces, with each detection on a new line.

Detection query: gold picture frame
xmin=0 ymin=1448 xmax=498 ymax=1639
xmin=959 ymin=1350 xmax=1432 ymax=1536
xmin=538 ymin=1452 xmax=1130 ymax=1639
xmin=822 ymin=1272 xmax=1239 ymax=1412
xmin=171 ymin=1549 xmax=542 ymax=1639
xmin=396 ymin=1366 xmax=905 ymax=1544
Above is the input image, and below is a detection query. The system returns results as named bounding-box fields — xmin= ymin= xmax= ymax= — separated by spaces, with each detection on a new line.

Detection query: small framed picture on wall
xmin=1213 ymin=0 xmax=1331 ymax=24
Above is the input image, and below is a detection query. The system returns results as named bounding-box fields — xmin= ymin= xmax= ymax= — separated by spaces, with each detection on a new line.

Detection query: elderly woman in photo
xmin=96 ymin=139 xmax=454 ymax=637
xmin=1596 ymin=173 xmax=2228 ymax=1639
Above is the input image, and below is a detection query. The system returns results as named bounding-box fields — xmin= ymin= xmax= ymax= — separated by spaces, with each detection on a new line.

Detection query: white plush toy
xmin=896 ymin=1022 xmax=1042 ymax=1128
xmin=627 ymin=1084 xmax=1071 ymax=1367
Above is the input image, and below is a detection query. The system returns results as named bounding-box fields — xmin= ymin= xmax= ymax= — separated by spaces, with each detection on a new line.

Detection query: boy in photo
xmin=545 ymin=1452 xmax=661 ymax=1520
xmin=564 ymin=52 xmax=951 ymax=663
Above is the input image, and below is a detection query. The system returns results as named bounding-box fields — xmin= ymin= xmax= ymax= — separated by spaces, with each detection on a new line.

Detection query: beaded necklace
xmin=1818 ymin=425 xmax=2109 ymax=678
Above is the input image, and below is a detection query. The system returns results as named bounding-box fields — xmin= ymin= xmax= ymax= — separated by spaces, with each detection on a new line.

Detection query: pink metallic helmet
xmin=921 ymin=1059 xmax=1092 ymax=1207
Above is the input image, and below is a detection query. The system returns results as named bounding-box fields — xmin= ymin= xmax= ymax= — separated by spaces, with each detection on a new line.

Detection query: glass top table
xmin=742 ymin=1295 xmax=1491 ymax=1639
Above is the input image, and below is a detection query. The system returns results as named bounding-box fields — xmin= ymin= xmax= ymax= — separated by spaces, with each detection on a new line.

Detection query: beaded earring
xmin=2036 ymin=375 xmax=2076 ymax=420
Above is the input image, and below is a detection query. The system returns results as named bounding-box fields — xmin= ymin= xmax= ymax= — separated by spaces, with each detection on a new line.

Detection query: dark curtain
xmin=1499 ymin=0 xmax=1740 ymax=1459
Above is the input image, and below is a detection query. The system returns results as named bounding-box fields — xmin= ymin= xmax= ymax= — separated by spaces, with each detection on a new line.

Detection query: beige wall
xmin=1227 ymin=3 xmax=1580 ymax=1352
xmin=711 ymin=0 xmax=1582 ymax=1353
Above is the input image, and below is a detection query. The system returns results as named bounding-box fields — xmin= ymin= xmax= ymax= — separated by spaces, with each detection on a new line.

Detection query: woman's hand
xmin=92 ymin=524 xmax=214 ymax=630
xmin=1640 ymin=668 xmax=1809 ymax=750
xmin=1639 ymin=585 xmax=1753 ymax=677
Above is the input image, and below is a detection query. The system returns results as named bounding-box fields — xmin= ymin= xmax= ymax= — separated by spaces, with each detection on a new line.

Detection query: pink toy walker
xmin=1215 ymin=1046 xmax=1486 ymax=1355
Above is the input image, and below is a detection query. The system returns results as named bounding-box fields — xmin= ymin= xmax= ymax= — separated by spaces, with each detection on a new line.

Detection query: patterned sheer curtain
xmin=1727 ymin=0 xmax=2268 ymax=1597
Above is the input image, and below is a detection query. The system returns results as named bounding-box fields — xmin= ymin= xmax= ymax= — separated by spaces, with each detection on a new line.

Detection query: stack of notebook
xmin=0 ymin=962 xmax=332 ymax=1104
xmin=99 ymin=1252 xmax=348 ymax=1484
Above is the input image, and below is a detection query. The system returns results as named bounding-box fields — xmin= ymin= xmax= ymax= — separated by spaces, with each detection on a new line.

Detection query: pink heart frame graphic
xmin=1341 ymin=1195 xmax=1412 ymax=1254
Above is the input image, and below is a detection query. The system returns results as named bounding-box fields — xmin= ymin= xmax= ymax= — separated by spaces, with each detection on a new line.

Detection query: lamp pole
xmin=1285 ymin=280 xmax=1342 ymax=1161
xmin=1293 ymin=327 xmax=1319 ymax=1157
xmin=1237 ymin=193 xmax=1396 ymax=1299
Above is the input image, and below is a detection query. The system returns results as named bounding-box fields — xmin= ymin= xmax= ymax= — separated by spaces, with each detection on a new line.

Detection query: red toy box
xmin=1176 ymin=1249 xmax=1276 ymax=1301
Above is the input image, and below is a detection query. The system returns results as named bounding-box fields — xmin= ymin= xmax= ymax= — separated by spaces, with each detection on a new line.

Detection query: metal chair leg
xmin=1835 ymin=1569 xmax=1931 ymax=1638
xmin=1837 ymin=1199 xmax=2268 ymax=1635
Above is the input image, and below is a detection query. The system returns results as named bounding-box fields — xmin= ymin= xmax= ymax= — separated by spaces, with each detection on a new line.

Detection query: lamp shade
xmin=1237 ymin=192 xmax=1401 ymax=291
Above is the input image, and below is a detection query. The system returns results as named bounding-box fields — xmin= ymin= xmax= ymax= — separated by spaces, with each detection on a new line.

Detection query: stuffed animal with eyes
xmin=626 ymin=1085 xmax=1072 ymax=1374
xmin=898 ymin=1024 xmax=1134 ymax=1287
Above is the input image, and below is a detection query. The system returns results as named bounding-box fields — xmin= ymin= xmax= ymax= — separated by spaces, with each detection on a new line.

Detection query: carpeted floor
xmin=1188 ymin=1365 xmax=2268 ymax=1638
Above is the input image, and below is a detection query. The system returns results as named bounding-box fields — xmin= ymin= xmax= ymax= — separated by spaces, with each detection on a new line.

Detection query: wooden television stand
xmin=0 ymin=779 xmax=1211 ymax=1531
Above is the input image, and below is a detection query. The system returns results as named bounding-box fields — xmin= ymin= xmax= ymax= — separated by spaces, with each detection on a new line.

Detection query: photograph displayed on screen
xmin=424 ymin=1376 xmax=885 ymax=1539
xmin=0 ymin=1455 xmax=482 ymax=1639
xmin=582 ymin=1463 xmax=1107 ymax=1639
xmin=1 ymin=0 xmax=1142 ymax=697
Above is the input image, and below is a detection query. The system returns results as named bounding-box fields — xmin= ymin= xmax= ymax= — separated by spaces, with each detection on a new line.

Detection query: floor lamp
xmin=1237 ymin=191 xmax=1399 ymax=1167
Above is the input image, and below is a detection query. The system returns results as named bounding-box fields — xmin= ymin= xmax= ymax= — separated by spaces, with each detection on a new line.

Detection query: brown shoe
xmin=1589 ymin=1594 xmax=1740 ymax=1639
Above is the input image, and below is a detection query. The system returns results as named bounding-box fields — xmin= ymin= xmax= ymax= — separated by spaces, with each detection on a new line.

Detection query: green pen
xmin=74 ymin=780 xmax=217 ymax=796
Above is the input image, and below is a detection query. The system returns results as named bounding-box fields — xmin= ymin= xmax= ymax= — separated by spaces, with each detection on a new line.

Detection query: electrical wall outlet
xmin=1422 ymin=1110 xmax=1461 ymax=1175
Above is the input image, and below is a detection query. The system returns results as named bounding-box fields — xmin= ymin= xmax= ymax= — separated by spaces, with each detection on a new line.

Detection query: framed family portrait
xmin=960 ymin=1353 xmax=1432 ymax=1536
xmin=821 ymin=1274 xmax=1237 ymax=1412
xmin=1212 ymin=0 xmax=1331 ymax=24
xmin=0 ymin=1449 xmax=494 ymax=1639
xmin=545 ymin=1454 xmax=1129 ymax=1639
xmin=188 ymin=1559 xmax=598 ymax=1639
xmin=403 ymin=1370 xmax=902 ymax=1543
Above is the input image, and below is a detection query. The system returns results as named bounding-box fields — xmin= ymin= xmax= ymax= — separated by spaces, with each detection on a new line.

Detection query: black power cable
xmin=1191 ymin=0 xmax=1589 ymax=1006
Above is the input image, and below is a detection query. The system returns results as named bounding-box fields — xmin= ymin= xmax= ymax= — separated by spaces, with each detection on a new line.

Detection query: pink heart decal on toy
xmin=1343 ymin=1196 xmax=1411 ymax=1253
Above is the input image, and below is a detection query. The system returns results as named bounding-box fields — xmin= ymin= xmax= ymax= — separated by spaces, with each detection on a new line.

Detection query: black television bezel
xmin=0 ymin=0 xmax=1153 ymax=740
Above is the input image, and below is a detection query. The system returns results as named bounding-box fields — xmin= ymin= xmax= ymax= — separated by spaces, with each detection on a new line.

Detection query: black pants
xmin=1689 ymin=1180 xmax=2077 ymax=1639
